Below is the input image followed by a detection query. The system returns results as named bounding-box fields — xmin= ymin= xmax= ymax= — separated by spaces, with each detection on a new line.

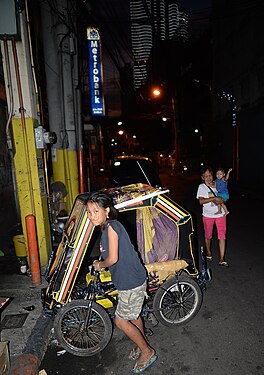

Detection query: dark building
xmin=211 ymin=0 xmax=264 ymax=184
xmin=131 ymin=0 xmax=188 ymax=89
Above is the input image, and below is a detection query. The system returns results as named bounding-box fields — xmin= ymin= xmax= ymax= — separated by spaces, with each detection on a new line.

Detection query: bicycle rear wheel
xmin=153 ymin=275 xmax=203 ymax=326
xmin=54 ymin=300 xmax=113 ymax=356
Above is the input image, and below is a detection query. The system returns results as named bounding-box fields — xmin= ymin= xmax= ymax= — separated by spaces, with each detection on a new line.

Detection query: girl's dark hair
xmin=86 ymin=191 xmax=118 ymax=220
xmin=200 ymin=165 xmax=213 ymax=175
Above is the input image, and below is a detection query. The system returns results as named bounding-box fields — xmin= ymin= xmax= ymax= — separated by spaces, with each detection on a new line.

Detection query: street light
xmin=153 ymin=88 xmax=161 ymax=97
xmin=117 ymin=129 xmax=131 ymax=153
xmin=151 ymin=86 xmax=178 ymax=162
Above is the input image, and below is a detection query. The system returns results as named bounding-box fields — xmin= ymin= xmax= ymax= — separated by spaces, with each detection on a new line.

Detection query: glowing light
xmin=153 ymin=89 xmax=161 ymax=96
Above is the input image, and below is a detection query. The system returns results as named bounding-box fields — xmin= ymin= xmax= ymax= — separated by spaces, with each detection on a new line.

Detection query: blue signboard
xmin=87 ymin=27 xmax=105 ymax=116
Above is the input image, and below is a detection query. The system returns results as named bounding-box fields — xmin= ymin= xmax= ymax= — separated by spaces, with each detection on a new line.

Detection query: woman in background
xmin=196 ymin=166 xmax=229 ymax=267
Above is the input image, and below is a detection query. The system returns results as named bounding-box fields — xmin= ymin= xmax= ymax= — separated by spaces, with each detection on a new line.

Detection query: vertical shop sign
xmin=87 ymin=27 xmax=105 ymax=116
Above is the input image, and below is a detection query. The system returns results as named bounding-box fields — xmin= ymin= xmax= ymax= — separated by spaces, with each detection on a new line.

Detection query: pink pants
xmin=203 ymin=216 xmax=226 ymax=240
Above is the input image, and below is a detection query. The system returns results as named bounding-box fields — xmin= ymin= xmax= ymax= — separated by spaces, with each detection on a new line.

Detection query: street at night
xmin=1 ymin=1 xmax=264 ymax=374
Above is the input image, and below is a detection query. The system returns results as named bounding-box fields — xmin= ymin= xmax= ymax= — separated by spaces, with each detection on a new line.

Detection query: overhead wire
xmin=101 ymin=1 xmax=133 ymax=62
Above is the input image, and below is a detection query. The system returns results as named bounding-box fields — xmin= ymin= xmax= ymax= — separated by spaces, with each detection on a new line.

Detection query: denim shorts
xmin=115 ymin=280 xmax=147 ymax=320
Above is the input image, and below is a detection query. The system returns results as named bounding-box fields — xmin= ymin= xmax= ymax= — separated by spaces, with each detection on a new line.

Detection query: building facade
xmin=130 ymin=0 xmax=188 ymax=89
xmin=211 ymin=0 xmax=264 ymax=185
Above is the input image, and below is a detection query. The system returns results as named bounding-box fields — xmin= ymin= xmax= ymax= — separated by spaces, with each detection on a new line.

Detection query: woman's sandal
xmin=206 ymin=256 xmax=212 ymax=261
xmin=219 ymin=261 xmax=229 ymax=267
xmin=132 ymin=354 xmax=158 ymax=373
xmin=128 ymin=348 xmax=141 ymax=361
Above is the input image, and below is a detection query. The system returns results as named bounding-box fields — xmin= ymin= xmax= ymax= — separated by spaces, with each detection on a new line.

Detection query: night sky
xmin=178 ymin=0 xmax=211 ymax=13
xmin=90 ymin=0 xmax=212 ymax=116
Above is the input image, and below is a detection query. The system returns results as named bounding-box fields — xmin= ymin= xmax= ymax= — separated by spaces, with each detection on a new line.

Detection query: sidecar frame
xmin=42 ymin=183 xmax=199 ymax=313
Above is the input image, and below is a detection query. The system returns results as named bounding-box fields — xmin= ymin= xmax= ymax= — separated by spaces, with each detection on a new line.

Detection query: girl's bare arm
xmin=94 ymin=226 xmax=118 ymax=271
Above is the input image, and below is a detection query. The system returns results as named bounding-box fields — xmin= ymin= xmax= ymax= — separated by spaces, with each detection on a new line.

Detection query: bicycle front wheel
xmin=153 ymin=275 xmax=203 ymax=327
xmin=54 ymin=300 xmax=113 ymax=356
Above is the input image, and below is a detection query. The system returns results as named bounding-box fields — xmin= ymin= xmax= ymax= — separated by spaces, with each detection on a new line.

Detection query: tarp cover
xmin=136 ymin=207 xmax=178 ymax=263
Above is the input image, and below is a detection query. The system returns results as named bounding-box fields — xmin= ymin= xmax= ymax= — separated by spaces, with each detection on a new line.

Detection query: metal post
xmin=171 ymin=96 xmax=177 ymax=152
xmin=25 ymin=215 xmax=41 ymax=285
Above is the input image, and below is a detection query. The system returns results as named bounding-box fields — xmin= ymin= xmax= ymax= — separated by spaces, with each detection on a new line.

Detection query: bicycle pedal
xmin=144 ymin=328 xmax=153 ymax=336
xmin=147 ymin=313 xmax=159 ymax=326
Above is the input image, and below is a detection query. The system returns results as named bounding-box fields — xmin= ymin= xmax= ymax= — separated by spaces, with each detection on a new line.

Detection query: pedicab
xmin=42 ymin=183 xmax=210 ymax=357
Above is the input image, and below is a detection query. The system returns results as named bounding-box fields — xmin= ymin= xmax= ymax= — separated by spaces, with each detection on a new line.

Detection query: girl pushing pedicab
xmin=42 ymin=183 xmax=209 ymax=365
xmin=87 ymin=191 xmax=157 ymax=373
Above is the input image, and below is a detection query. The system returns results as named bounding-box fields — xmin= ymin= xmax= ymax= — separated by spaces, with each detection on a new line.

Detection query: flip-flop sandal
xmin=128 ymin=348 xmax=141 ymax=361
xmin=206 ymin=256 xmax=212 ymax=261
xmin=132 ymin=354 xmax=158 ymax=373
xmin=219 ymin=261 xmax=229 ymax=267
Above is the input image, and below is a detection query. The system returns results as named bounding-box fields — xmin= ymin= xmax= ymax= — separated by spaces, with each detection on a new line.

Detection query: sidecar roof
xmin=108 ymin=183 xmax=169 ymax=208
xmin=104 ymin=183 xmax=190 ymax=224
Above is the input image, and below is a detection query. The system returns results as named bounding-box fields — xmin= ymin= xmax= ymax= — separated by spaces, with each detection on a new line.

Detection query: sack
xmin=0 ymin=341 xmax=10 ymax=375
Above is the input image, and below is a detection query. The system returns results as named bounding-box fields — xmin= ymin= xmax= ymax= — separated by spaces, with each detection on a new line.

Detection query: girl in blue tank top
xmin=86 ymin=191 xmax=157 ymax=373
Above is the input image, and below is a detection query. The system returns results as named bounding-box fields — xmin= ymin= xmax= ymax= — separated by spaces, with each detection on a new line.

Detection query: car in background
xmin=108 ymin=155 xmax=162 ymax=188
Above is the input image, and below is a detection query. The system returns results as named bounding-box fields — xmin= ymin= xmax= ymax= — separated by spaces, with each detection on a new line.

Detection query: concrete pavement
xmin=0 ymin=168 xmax=262 ymax=375
xmin=0 ymin=271 xmax=53 ymax=375
xmin=40 ymin=170 xmax=264 ymax=374
xmin=0 ymin=192 xmax=53 ymax=374
xmin=0 ymin=169 xmax=196 ymax=375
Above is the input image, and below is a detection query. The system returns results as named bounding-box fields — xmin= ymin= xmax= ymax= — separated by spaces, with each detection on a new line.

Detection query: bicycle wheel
xmin=153 ymin=275 xmax=203 ymax=327
xmin=54 ymin=300 xmax=113 ymax=356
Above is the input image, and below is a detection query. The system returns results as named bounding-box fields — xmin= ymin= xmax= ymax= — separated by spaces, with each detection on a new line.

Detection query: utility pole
xmin=40 ymin=0 xmax=80 ymax=208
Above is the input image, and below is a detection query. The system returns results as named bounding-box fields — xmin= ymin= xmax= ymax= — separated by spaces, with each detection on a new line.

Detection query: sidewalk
xmin=0 ymin=195 xmax=53 ymax=374
xmin=0 ymin=269 xmax=53 ymax=375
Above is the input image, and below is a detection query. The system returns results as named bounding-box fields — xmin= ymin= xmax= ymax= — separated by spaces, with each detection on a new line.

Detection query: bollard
xmin=25 ymin=215 xmax=41 ymax=285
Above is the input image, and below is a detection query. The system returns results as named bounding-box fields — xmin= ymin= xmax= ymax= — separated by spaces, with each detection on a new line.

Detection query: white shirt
xmin=196 ymin=183 xmax=224 ymax=218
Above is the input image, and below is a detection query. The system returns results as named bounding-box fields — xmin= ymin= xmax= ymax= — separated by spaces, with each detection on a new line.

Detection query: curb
xmin=10 ymin=314 xmax=53 ymax=375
